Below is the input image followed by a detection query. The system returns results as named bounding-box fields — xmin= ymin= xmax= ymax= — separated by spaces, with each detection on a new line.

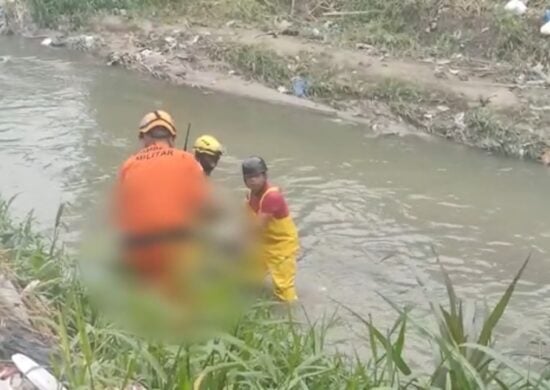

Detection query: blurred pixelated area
xmin=79 ymin=200 xmax=263 ymax=344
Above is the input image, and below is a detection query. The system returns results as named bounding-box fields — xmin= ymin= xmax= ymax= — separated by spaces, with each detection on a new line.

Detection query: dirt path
xmin=206 ymin=27 xmax=521 ymax=109
xmin=64 ymin=18 xmax=423 ymax=135
xmin=90 ymin=17 xmax=527 ymax=111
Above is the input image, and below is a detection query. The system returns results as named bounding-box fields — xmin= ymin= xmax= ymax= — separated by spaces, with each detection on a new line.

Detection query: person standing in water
xmin=114 ymin=110 xmax=209 ymax=295
xmin=242 ymin=156 xmax=299 ymax=302
xmin=193 ymin=135 xmax=223 ymax=176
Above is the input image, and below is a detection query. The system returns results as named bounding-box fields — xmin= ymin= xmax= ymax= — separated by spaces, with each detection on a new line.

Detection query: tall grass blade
xmin=463 ymin=343 xmax=550 ymax=390
xmin=477 ymin=256 xmax=529 ymax=347
xmin=337 ymin=301 xmax=411 ymax=376
xmin=470 ymin=256 xmax=530 ymax=371
xmin=434 ymin=248 xmax=457 ymax=320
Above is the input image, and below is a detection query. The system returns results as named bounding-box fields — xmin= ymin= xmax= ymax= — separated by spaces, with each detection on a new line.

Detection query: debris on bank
xmin=17 ymin=24 xmax=550 ymax=162
xmin=1 ymin=5 xmax=550 ymax=163
xmin=0 ymin=272 xmax=56 ymax=390
xmin=40 ymin=34 xmax=99 ymax=50
xmin=292 ymin=76 xmax=309 ymax=98
xmin=541 ymin=11 xmax=550 ymax=35
xmin=504 ymin=0 xmax=527 ymax=16
xmin=0 ymin=354 xmax=148 ymax=389
xmin=277 ymin=85 xmax=290 ymax=94
xmin=0 ymin=269 xmax=148 ymax=390
xmin=1 ymin=353 xmax=65 ymax=390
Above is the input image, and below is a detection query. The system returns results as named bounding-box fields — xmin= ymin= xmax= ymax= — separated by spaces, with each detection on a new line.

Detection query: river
xmin=1 ymin=36 xmax=549 ymax=361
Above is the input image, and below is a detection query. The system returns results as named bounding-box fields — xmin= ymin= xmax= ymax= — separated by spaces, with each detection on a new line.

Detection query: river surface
xmin=1 ymin=37 xmax=550 ymax=361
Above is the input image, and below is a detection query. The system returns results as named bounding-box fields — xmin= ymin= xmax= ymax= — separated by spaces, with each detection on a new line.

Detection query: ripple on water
xmin=1 ymin=43 xmax=550 ymax=361
xmin=0 ymin=53 xmax=96 ymax=227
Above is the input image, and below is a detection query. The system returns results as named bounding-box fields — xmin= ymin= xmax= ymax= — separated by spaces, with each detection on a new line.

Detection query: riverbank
xmin=3 ymin=0 xmax=550 ymax=162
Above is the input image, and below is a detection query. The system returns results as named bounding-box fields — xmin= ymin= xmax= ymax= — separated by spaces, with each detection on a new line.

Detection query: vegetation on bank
xmin=5 ymin=0 xmax=546 ymax=162
xmin=0 ymin=2 xmax=548 ymax=385
xmin=205 ymin=41 xmax=548 ymax=159
xmin=23 ymin=0 xmax=550 ymax=66
xmin=0 ymin=198 xmax=549 ymax=389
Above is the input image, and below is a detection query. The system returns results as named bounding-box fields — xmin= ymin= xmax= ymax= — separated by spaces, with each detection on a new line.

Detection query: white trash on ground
xmin=541 ymin=21 xmax=550 ymax=35
xmin=11 ymin=354 xmax=65 ymax=390
xmin=504 ymin=0 xmax=527 ymax=15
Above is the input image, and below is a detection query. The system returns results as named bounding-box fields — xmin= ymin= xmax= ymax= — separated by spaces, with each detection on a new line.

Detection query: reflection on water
xmin=1 ymin=36 xmax=550 ymax=358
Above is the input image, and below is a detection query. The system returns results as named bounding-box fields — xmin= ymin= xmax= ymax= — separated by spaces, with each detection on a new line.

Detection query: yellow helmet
xmin=193 ymin=135 xmax=223 ymax=156
xmin=138 ymin=110 xmax=177 ymax=137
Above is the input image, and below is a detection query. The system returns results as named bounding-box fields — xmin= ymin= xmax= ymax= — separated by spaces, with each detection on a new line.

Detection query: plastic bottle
xmin=292 ymin=77 xmax=309 ymax=98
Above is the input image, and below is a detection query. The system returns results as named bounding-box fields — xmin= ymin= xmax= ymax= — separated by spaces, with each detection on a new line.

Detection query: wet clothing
xmin=115 ymin=142 xmax=207 ymax=287
xmin=247 ymin=185 xmax=299 ymax=301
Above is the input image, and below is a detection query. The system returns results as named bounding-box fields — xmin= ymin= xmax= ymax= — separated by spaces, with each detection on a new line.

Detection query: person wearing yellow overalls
xmin=242 ymin=156 xmax=299 ymax=302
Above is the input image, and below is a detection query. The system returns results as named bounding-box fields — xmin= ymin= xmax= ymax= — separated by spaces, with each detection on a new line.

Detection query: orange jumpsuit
xmin=114 ymin=142 xmax=207 ymax=294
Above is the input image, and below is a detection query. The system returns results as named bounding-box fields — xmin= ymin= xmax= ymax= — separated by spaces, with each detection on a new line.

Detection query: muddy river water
xmin=1 ymin=37 xmax=549 ymax=360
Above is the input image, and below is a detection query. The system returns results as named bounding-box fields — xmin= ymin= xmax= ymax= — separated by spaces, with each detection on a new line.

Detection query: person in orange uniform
xmin=114 ymin=110 xmax=208 ymax=296
xmin=243 ymin=156 xmax=299 ymax=302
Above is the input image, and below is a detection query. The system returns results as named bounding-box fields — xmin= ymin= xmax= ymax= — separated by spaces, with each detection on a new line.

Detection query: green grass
xmin=211 ymin=43 xmax=294 ymax=88
xmin=20 ymin=0 xmax=550 ymax=65
xmin=463 ymin=107 xmax=548 ymax=159
xmin=368 ymin=78 xmax=425 ymax=103
xmin=25 ymin=0 xmax=284 ymax=29
xmin=0 ymin=199 xmax=548 ymax=389
xmin=27 ymin=0 xmax=180 ymax=28
xmin=208 ymin=42 xmax=434 ymax=103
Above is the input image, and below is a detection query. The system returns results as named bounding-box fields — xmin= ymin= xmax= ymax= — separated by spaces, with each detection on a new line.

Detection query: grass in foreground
xmin=0 ymin=199 xmax=548 ymax=389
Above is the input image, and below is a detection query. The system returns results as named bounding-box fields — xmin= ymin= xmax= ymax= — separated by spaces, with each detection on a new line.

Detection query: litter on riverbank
xmin=2 ymin=0 xmax=550 ymax=163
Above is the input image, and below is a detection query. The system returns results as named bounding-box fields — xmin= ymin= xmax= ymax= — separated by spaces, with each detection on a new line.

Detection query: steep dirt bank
xmin=2 ymin=1 xmax=550 ymax=162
